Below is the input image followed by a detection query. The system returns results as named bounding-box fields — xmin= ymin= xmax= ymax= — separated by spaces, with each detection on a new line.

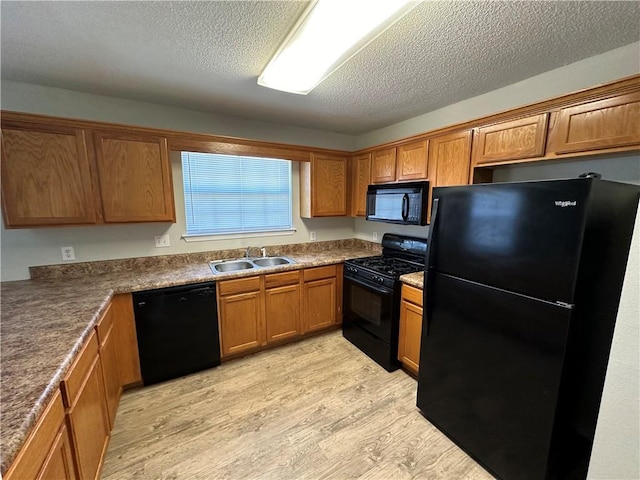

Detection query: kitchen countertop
xmin=0 ymin=245 xmax=376 ymax=475
xmin=400 ymin=271 xmax=424 ymax=289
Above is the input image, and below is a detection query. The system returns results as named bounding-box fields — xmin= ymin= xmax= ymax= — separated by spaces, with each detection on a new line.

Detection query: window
xmin=181 ymin=152 xmax=292 ymax=236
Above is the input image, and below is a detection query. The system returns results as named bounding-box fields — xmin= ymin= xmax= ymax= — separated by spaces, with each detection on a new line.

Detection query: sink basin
xmin=252 ymin=256 xmax=295 ymax=267
xmin=210 ymin=260 xmax=255 ymax=273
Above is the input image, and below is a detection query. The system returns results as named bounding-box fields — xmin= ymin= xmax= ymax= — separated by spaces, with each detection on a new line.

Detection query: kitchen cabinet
xmin=398 ymin=284 xmax=423 ymax=376
xmin=300 ymin=153 xmax=347 ymax=217
xmin=350 ymin=153 xmax=371 ymax=217
xmin=218 ymin=276 xmax=265 ymax=357
xmin=95 ymin=303 xmax=122 ymax=429
xmin=0 ymin=121 xmax=97 ymax=227
xmin=111 ymin=293 xmax=142 ymax=388
xmin=546 ymin=91 xmax=640 ymax=155
xmin=397 ymin=140 xmax=428 ymax=181
xmin=264 ymin=271 xmax=301 ymax=343
xmin=472 ymin=114 xmax=548 ymax=166
xmin=4 ymin=390 xmax=76 ymax=480
xmin=93 ymin=130 xmax=176 ymax=223
xmin=303 ymin=265 xmax=340 ymax=333
xmin=60 ymin=331 xmax=110 ymax=480
xmin=371 ymin=147 xmax=397 ymax=183
xmin=427 ymin=130 xmax=472 ymax=221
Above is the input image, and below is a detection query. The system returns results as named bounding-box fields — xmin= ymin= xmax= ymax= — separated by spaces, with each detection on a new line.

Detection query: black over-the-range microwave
xmin=365 ymin=181 xmax=429 ymax=226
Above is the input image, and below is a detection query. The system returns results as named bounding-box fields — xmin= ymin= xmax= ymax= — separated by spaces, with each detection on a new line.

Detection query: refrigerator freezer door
xmin=417 ymin=273 xmax=573 ymax=480
xmin=429 ymin=179 xmax=591 ymax=304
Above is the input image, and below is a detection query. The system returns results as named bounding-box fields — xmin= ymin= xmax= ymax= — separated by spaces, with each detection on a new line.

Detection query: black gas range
xmin=342 ymin=233 xmax=428 ymax=371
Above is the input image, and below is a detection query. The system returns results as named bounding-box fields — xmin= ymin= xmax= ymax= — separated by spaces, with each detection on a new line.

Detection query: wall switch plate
xmin=310 ymin=231 xmax=317 ymax=241
xmin=373 ymin=232 xmax=378 ymax=241
xmin=61 ymin=246 xmax=75 ymax=261
xmin=154 ymin=234 xmax=171 ymax=248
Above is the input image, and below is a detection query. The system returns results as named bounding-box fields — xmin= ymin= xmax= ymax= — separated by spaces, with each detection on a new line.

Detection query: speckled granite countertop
xmin=0 ymin=243 xmax=378 ymax=474
xmin=400 ymin=271 xmax=424 ymax=289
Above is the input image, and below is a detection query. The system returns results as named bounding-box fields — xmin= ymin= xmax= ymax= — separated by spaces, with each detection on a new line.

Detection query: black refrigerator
xmin=416 ymin=177 xmax=639 ymax=480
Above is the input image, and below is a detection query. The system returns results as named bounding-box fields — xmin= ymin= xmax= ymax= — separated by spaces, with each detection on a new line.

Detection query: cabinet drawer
xmin=4 ymin=390 xmax=66 ymax=480
xmin=95 ymin=302 xmax=114 ymax=346
xmin=60 ymin=331 xmax=99 ymax=409
xmin=218 ymin=276 xmax=261 ymax=296
xmin=265 ymin=270 xmax=300 ymax=289
xmin=402 ymin=284 xmax=423 ymax=307
xmin=303 ymin=265 xmax=337 ymax=282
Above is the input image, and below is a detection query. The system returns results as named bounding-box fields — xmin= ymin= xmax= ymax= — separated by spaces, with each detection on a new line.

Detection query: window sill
xmin=182 ymin=228 xmax=297 ymax=243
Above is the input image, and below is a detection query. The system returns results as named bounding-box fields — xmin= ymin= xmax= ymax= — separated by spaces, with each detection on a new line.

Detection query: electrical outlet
xmin=310 ymin=231 xmax=317 ymax=241
xmin=154 ymin=234 xmax=171 ymax=248
xmin=373 ymin=232 xmax=378 ymax=241
xmin=61 ymin=246 xmax=75 ymax=261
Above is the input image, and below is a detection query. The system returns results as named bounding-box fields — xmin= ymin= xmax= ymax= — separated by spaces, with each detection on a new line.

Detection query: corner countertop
xmin=0 ymin=245 xmax=376 ymax=475
xmin=400 ymin=271 xmax=424 ymax=289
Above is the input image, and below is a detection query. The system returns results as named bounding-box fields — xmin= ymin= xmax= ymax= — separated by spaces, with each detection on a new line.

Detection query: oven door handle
xmin=344 ymin=274 xmax=394 ymax=296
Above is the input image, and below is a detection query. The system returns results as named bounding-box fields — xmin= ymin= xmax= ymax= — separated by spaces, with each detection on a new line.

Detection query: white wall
xmin=0 ymin=80 xmax=357 ymax=151
xmin=356 ymin=42 xmax=640 ymax=149
xmin=0 ymin=154 xmax=355 ymax=281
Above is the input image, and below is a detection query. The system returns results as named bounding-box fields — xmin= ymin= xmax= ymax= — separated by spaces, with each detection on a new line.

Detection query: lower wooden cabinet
xmin=60 ymin=331 xmax=110 ymax=480
xmin=95 ymin=303 xmax=122 ymax=429
xmin=218 ymin=276 xmax=265 ymax=357
xmin=303 ymin=265 xmax=338 ymax=333
xmin=398 ymin=284 xmax=424 ymax=376
xmin=111 ymin=293 xmax=142 ymax=388
xmin=4 ymin=390 xmax=76 ymax=480
xmin=265 ymin=271 xmax=301 ymax=343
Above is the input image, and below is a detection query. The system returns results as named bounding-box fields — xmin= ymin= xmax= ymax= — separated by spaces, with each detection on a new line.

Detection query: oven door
xmin=343 ymin=273 xmax=396 ymax=343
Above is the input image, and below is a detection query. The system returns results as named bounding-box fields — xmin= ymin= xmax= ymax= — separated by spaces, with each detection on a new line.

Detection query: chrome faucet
xmin=244 ymin=246 xmax=251 ymax=259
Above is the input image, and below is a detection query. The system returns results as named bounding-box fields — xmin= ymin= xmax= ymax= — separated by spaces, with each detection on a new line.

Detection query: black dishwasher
xmin=133 ymin=281 xmax=220 ymax=385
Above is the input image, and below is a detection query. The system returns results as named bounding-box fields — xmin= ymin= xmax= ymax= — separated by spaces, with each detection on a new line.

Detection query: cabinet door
xmin=66 ymin=357 xmax=110 ymax=480
xmin=547 ymin=91 xmax=640 ymax=154
xmin=398 ymin=285 xmax=423 ymax=376
xmin=397 ymin=140 xmax=428 ymax=181
xmin=37 ymin=423 xmax=77 ymax=480
xmin=304 ymin=277 xmax=337 ymax=333
xmin=472 ymin=114 xmax=548 ymax=165
xmin=265 ymin=284 xmax=301 ymax=343
xmin=219 ymin=291 xmax=265 ymax=356
xmin=1 ymin=123 xmax=97 ymax=227
xmin=350 ymin=153 xmax=371 ymax=216
xmin=93 ymin=131 xmax=175 ymax=223
xmin=371 ymin=147 xmax=397 ymax=183
xmin=98 ymin=325 xmax=121 ymax=430
xmin=311 ymin=153 xmax=347 ymax=216
xmin=429 ymin=130 xmax=472 ymax=188
xmin=111 ymin=293 xmax=142 ymax=387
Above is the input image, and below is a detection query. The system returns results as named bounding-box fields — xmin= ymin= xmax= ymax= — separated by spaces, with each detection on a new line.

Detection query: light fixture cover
xmin=258 ymin=0 xmax=420 ymax=95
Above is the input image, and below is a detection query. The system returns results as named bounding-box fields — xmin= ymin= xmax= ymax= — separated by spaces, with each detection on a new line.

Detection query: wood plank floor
xmin=102 ymin=330 xmax=494 ymax=480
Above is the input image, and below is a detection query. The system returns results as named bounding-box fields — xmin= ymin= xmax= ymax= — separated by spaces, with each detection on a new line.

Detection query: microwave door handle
xmin=401 ymin=194 xmax=409 ymax=220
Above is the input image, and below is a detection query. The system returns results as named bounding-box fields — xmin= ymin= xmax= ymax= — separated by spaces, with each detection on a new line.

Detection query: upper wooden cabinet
xmin=397 ymin=140 xmax=428 ymax=181
xmin=371 ymin=147 xmax=397 ymax=183
xmin=93 ymin=131 xmax=175 ymax=223
xmin=547 ymin=91 xmax=640 ymax=155
xmin=300 ymin=153 xmax=347 ymax=217
xmin=1 ymin=116 xmax=177 ymax=228
xmin=429 ymin=130 xmax=473 ymax=189
xmin=350 ymin=153 xmax=371 ymax=217
xmin=1 ymin=122 xmax=97 ymax=227
xmin=472 ymin=114 xmax=548 ymax=165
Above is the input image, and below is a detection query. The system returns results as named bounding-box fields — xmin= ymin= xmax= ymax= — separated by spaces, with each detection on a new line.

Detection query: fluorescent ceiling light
xmin=258 ymin=0 xmax=420 ymax=95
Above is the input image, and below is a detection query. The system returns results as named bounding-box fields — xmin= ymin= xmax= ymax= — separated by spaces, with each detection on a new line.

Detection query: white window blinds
xmin=181 ymin=152 xmax=292 ymax=236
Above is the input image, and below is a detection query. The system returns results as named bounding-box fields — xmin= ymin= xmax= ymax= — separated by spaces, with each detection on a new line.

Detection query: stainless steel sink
xmin=252 ymin=256 xmax=295 ymax=267
xmin=209 ymin=256 xmax=295 ymax=274
xmin=210 ymin=260 xmax=255 ymax=273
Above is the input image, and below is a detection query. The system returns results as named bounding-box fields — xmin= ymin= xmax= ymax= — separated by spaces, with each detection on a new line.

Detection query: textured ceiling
xmin=1 ymin=1 xmax=639 ymax=135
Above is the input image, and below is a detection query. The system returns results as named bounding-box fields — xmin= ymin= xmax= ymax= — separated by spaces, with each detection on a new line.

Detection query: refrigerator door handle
xmin=424 ymin=198 xmax=440 ymax=336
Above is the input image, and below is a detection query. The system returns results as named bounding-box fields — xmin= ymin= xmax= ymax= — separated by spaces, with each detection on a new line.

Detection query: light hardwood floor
xmin=102 ymin=330 xmax=494 ymax=480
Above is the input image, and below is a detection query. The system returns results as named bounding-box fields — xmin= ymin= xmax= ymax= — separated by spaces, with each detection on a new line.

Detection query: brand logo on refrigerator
xmin=555 ymin=200 xmax=577 ymax=207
